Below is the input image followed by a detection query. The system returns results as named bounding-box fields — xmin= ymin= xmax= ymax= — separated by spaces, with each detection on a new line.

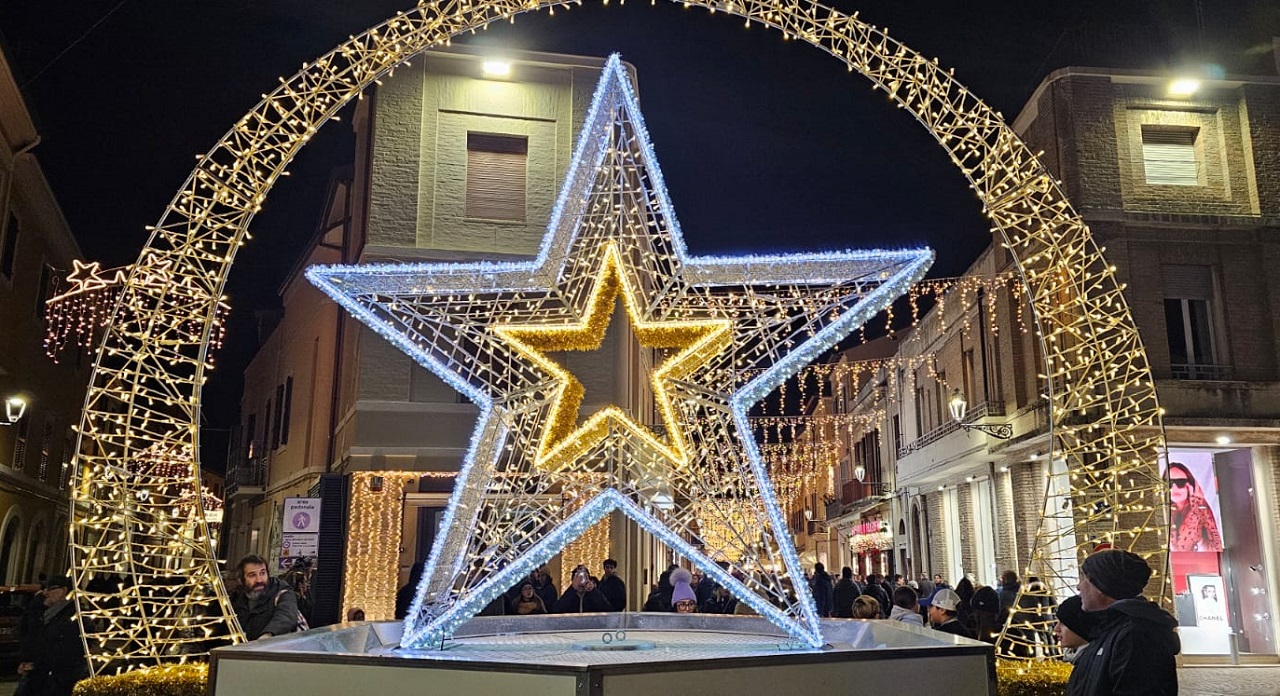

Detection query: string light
xmin=342 ymin=472 xmax=418 ymax=621
xmin=310 ymin=56 xmax=931 ymax=650
xmin=69 ymin=0 xmax=1166 ymax=670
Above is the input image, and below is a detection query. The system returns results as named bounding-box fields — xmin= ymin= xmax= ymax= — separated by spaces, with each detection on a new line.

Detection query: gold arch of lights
xmin=71 ymin=0 xmax=1167 ymax=670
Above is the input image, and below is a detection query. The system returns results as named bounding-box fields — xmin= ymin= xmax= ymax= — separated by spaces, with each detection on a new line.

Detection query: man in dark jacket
xmin=1068 ymin=549 xmax=1179 ymax=696
xmin=832 ymin=567 xmax=861 ymax=618
xmin=862 ymin=574 xmax=891 ymax=618
xmin=17 ymin=575 xmax=89 ymax=696
xmin=230 ymin=554 xmax=301 ymax=640
xmin=553 ymin=567 xmax=612 ymax=613
xmin=597 ymin=559 xmax=626 ymax=612
xmin=809 ymin=563 xmax=835 ymax=618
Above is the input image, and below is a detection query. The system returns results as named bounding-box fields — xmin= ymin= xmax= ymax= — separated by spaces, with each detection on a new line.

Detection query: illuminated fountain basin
xmin=211 ymin=613 xmax=995 ymax=695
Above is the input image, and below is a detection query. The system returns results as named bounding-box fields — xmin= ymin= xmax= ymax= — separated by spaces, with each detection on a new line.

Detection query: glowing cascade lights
xmin=308 ymin=54 xmax=932 ymax=649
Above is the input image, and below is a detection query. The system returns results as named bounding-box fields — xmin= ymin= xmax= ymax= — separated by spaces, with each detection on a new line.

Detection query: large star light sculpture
xmin=307 ymin=55 xmax=933 ymax=648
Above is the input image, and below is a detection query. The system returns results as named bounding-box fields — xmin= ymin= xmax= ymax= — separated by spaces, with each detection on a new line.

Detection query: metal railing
xmin=225 ymin=457 xmax=268 ymax=496
xmin=1171 ymin=363 xmax=1233 ymax=381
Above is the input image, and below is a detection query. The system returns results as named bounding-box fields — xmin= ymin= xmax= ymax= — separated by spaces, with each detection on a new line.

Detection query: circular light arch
xmin=70 ymin=0 xmax=1168 ymax=671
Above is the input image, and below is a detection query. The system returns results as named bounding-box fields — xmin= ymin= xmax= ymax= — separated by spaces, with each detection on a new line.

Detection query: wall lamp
xmin=3 ymin=396 xmax=27 ymax=426
xmin=948 ymin=389 xmax=1013 ymax=440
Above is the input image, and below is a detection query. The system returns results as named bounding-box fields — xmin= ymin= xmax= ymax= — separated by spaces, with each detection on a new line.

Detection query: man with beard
xmin=231 ymin=554 xmax=301 ymax=640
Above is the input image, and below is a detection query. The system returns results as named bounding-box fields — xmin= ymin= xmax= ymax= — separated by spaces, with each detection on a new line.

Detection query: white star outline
xmin=307 ymin=55 xmax=933 ymax=648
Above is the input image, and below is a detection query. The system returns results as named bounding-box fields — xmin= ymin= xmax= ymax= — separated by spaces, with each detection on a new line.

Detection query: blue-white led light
xmin=308 ymin=54 xmax=933 ymax=650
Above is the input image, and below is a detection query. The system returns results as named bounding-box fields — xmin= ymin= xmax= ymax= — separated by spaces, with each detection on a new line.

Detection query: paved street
xmin=0 ymin=665 xmax=1275 ymax=695
xmin=1181 ymin=666 xmax=1280 ymax=696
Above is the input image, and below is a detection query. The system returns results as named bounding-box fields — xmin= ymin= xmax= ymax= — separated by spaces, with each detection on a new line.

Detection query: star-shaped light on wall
xmin=307 ymin=54 xmax=933 ymax=648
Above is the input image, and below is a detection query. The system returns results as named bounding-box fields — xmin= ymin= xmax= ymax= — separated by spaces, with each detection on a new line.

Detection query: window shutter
xmin=1163 ymin=265 xmax=1213 ymax=300
xmin=1142 ymin=128 xmax=1198 ymax=186
xmin=466 ymin=133 xmax=528 ymax=221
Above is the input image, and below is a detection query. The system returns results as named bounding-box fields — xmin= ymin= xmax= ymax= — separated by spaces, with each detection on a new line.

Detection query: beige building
xmin=224 ymin=48 xmax=662 ymax=620
xmin=0 ymin=47 xmax=89 ymax=584
xmin=829 ymin=66 xmax=1280 ymax=663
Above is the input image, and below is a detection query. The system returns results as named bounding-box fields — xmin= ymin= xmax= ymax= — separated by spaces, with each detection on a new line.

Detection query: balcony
xmin=1171 ymin=363 xmax=1234 ymax=381
xmin=841 ymin=479 xmax=893 ymax=505
xmin=225 ymin=457 xmax=268 ymax=497
xmin=897 ymin=400 xmax=1005 ymax=459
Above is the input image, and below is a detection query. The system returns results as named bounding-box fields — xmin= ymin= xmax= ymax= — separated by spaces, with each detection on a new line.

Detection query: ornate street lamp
xmin=3 ymin=396 xmax=27 ymax=426
xmin=948 ymin=389 xmax=1012 ymax=440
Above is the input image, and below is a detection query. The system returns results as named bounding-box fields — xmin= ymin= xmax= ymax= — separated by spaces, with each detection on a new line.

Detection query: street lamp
xmin=948 ymin=389 xmax=1012 ymax=440
xmin=3 ymin=396 xmax=26 ymax=426
xmin=853 ymin=463 xmax=866 ymax=482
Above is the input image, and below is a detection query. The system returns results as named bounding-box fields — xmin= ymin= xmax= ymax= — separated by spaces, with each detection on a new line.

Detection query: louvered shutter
xmin=1142 ymin=128 xmax=1198 ymax=186
xmin=466 ymin=133 xmax=528 ymax=221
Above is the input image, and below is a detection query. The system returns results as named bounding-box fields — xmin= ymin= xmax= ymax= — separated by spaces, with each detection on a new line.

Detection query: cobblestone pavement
xmin=1180 ymin=666 xmax=1280 ymax=696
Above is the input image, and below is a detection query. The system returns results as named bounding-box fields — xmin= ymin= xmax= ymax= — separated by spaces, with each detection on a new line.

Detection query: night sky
xmin=1 ymin=0 xmax=1276 ymax=467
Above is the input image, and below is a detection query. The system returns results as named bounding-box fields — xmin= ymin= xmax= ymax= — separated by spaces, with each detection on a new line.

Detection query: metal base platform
xmin=211 ymin=613 xmax=995 ymax=695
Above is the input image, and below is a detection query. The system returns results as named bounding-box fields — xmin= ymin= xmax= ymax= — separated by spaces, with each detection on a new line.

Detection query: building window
xmin=280 ymin=377 xmax=293 ymax=447
xmin=272 ymin=385 xmax=284 ymax=450
xmin=35 ymin=264 xmax=53 ymax=319
xmin=466 ymin=133 xmax=528 ymax=221
xmin=245 ymin=413 xmax=257 ymax=460
xmin=37 ymin=419 xmax=53 ymax=482
xmin=1142 ymin=127 xmax=1199 ymax=186
xmin=1163 ymin=265 xmax=1226 ymax=380
xmin=11 ymin=417 xmax=29 ymax=471
xmin=0 ymin=213 xmax=17 ymax=280
xmin=60 ymin=428 xmax=74 ymax=491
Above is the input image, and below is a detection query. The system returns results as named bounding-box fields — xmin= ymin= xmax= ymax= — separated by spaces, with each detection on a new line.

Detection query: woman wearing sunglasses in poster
xmin=1168 ymin=461 xmax=1223 ymax=553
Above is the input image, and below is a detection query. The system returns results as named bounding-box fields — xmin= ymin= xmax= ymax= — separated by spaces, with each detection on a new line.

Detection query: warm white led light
xmin=482 ymin=60 xmax=511 ymax=77
xmin=1168 ymin=78 xmax=1201 ymax=97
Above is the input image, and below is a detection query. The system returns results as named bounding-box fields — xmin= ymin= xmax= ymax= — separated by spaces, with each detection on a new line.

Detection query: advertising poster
xmin=1162 ymin=450 xmax=1223 ymax=553
xmin=1188 ymin=574 xmax=1230 ymax=630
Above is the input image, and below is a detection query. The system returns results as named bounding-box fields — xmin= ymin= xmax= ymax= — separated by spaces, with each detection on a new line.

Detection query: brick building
xmin=829 ymin=67 xmax=1280 ymax=663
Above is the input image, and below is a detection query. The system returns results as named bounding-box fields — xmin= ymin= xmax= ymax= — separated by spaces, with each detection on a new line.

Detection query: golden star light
xmin=308 ymin=55 xmax=932 ymax=648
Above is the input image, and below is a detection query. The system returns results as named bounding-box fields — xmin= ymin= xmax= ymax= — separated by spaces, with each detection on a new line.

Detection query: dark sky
xmin=1 ymin=0 xmax=1276 ymax=463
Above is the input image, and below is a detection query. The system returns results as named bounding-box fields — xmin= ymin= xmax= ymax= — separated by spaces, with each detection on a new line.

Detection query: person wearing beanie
xmin=1067 ymin=549 xmax=1180 ymax=696
xmin=670 ymin=568 xmax=698 ymax=613
xmin=1053 ymin=595 xmax=1097 ymax=663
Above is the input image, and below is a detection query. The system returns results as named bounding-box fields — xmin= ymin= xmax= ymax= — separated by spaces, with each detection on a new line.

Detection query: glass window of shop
xmin=1165 ymin=447 xmax=1275 ymax=656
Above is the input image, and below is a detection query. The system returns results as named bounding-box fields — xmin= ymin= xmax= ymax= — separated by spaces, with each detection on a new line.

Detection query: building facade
xmin=828 ymin=67 xmax=1280 ymax=663
xmin=0 ymin=47 xmax=89 ymax=584
xmin=224 ymin=48 xmax=662 ymax=618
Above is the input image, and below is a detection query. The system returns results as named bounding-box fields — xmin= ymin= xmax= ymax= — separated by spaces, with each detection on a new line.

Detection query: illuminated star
xmin=307 ymin=55 xmax=932 ymax=648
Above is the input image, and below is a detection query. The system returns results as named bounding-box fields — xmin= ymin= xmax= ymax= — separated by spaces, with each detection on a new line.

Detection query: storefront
xmin=1164 ymin=446 xmax=1279 ymax=660
xmin=846 ymin=519 xmax=892 ymax=577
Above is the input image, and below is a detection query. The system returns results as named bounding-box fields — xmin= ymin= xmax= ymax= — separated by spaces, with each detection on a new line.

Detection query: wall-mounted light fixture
xmin=3 ymin=396 xmax=27 ymax=426
xmin=947 ymin=389 xmax=1012 ymax=440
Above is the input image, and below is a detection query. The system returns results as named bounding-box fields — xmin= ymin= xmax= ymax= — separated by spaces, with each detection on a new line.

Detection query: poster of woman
xmin=1165 ymin=453 xmax=1223 ymax=553
xmin=1188 ymin=574 xmax=1230 ymax=631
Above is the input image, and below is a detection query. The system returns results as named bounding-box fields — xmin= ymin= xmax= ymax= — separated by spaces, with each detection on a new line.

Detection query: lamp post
xmin=3 ymin=396 xmax=27 ymax=426
xmin=948 ymin=389 xmax=1012 ymax=440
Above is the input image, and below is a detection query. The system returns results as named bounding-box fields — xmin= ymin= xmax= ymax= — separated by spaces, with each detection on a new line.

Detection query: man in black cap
xmin=1068 ymin=549 xmax=1179 ymax=695
xmin=17 ymin=575 xmax=89 ymax=696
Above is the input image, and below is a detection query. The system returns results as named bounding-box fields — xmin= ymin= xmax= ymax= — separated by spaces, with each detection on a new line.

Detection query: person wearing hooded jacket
xmin=1068 ymin=549 xmax=1179 ymax=696
xmin=832 ymin=567 xmax=861 ymax=618
xmin=809 ymin=563 xmax=835 ymax=618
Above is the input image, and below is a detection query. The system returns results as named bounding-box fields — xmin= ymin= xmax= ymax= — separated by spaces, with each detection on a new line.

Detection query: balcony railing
xmin=896 ymin=400 xmax=1005 ymax=458
xmin=225 ymin=457 xmax=268 ymax=497
xmin=841 ymin=479 xmax=893 ymax=505
xmin=1171 ymin=363 xmax=1234 ymax=381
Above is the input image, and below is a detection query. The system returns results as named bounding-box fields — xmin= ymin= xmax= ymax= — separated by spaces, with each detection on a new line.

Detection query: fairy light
xmin=342 ymin=472 xmax=417 ymax=621
xmin=310 ymin=56 xmax=931 ymax=649
xmin=70 ymin=0 xmax=1166 ymax=671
